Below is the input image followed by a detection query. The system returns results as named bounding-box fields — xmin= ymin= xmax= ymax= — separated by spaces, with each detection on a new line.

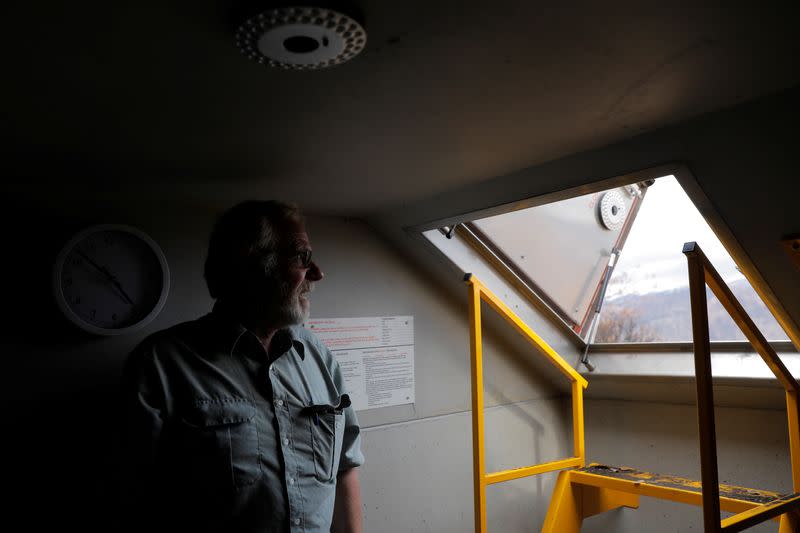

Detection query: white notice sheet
xmin=306 ymin=316 xmax=414 ymax=411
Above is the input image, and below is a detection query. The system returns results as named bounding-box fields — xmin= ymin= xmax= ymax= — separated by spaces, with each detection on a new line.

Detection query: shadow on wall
xmin=12 ymin=385 xmax=123 ymax=531
xmin=4 ymin=209 xmax=127 ymax=531
xmin=4 ymin=210 xmax=98 ymax=340
xmin=484 ymin=382 xmax=548 ymax=498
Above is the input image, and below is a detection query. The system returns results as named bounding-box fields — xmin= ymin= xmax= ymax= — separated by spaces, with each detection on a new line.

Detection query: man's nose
xmin=307 ymin=261 xmax=324 ymax=281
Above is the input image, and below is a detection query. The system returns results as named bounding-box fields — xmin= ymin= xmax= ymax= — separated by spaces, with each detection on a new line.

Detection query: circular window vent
xmin=599 ymin=191 xmax=627 ymax=231
xmin=235 ymin=6 xmax=367 ymax=70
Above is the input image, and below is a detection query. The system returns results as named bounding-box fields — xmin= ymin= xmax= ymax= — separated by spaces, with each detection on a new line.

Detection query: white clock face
xmin=53 ymin=225 xmax=170 ymax=335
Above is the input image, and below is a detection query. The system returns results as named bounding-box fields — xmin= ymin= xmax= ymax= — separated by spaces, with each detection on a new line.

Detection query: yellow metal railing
xmin=683 ymin=241 xmax=800 ymax=532
xmin=466 ymin=247 xmax=800 ymax=532
xmin=465 ymin=273 xmax=588 ymax=533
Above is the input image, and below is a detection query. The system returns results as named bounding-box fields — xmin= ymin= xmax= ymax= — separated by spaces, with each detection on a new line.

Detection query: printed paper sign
xmin=307 ymin=316 xmax=414 ymax=411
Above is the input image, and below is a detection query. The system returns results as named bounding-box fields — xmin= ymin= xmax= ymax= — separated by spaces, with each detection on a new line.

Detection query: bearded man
xmin=120 ymin=201 xmax=364 ymax=533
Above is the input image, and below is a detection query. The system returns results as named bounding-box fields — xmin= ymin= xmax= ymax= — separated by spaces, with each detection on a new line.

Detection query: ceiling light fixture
xmin=235 ymin=5 xmax=367 ymax=70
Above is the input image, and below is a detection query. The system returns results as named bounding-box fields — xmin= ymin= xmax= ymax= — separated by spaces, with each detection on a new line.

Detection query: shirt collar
xmin=207 ymin=301 xmax=305 ymax=360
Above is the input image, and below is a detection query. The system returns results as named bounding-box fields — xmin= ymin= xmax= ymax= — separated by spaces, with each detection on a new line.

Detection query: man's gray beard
xmin=272 ymin=281 xmax=311 ymax=326
xmin=276 ymin=295 xmax=308 ymax=326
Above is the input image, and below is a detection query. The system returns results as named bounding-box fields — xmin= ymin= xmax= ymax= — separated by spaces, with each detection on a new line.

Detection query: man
xmin=121 ymin=201 xmax=364 ymax=533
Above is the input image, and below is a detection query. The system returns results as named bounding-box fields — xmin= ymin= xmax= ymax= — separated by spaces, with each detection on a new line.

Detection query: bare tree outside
xmin=594 ymin=306 xmax=660 ymax=343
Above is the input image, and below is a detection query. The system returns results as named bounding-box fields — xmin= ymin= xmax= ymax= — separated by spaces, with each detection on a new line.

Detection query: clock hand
xmin=75 ymin=249 xmax=113 ymax=279
xmin=75 ymin=249 xmax=135 ymax=305
xmin=109 ymin=276 xmax=135 ymax=306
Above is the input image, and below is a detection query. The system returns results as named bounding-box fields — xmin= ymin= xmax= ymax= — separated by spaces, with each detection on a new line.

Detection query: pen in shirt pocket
xmin=303 ymin=394 xmax=351 ymax=425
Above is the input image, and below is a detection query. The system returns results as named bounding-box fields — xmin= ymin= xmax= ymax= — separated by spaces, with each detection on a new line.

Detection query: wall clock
xmin=52 ymin=224 xmax=170 ymax=335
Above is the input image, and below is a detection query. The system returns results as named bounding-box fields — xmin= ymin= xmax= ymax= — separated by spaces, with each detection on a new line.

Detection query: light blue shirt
xmin=121 ymin=305 xmax=364 ymax=533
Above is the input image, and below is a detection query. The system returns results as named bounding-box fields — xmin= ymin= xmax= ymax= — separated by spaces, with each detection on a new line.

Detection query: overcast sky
xmin=605 ymin=175 xmax=744 ymax=299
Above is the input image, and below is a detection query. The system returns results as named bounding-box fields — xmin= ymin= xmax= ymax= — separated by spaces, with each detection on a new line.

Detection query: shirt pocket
xmin=305 ymin=394 xmax=349 ymax=482
xmin=180 ymin=397 xmax=261 ymax=489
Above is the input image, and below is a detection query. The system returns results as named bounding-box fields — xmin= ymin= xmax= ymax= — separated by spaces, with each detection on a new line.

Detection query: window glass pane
xmin=595 ymin=175 xmax=788 ymax=342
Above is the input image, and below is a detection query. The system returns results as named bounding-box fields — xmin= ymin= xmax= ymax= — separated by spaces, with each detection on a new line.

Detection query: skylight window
xmin=424 ymin=172 xmax=789 ymax=347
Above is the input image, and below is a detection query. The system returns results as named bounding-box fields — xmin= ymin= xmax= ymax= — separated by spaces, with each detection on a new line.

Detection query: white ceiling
xmin=6 ymin=1 xmax=800 ymax=213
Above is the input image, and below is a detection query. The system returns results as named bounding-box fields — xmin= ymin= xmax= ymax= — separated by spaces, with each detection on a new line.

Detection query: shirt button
xmin=283 ymin=438 xmax=289 ymax=446
xmin=289 ymin=477 xmax=295 ymax=485
xmin=293 ymin=518 xmax=301 ymax=525
xmin=276 ymin=399 xmax=284 ymax=407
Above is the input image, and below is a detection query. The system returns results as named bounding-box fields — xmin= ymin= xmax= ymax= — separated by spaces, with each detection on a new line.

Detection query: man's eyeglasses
xmin=249 ymin=249 xmax=312 ymax=269
xmin=294 ymin=249 xmax=313 ymax=268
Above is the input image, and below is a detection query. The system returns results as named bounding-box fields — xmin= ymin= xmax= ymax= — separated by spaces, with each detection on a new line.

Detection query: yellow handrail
xmin=465 ymin=274 xmax=587 ymax=533
xmin=683 ymin=242 xmax=800 ymax=532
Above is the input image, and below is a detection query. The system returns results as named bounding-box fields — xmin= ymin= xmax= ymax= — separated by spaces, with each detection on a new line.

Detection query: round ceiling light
xmin=235 ymin=6 xmax=367 ymax=70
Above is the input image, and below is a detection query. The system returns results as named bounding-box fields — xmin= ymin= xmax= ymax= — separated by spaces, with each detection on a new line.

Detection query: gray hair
xmin=204 ymin=200 xmax=302 ymax=300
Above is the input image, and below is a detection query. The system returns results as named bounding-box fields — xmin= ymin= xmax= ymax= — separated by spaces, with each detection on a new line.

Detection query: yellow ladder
xmin=465 ymin=242 xmax=800 ymax=532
